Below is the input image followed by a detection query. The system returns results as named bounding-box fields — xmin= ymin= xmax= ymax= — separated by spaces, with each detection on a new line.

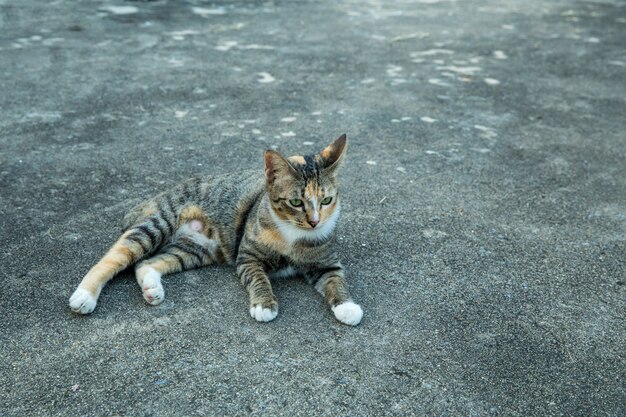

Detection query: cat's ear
xmin=319 ymin=134 xmax=348 ymax=174
xmin=264 ymin=150 xmax=297 ymax=184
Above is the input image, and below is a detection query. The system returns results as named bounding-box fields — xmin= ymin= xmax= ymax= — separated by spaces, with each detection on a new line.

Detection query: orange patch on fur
xmin=304 ymin=181 xmax=319 ymax=199
xmin=79 ymin=236 xmax=144 ymax=294
xmin=81 ymin=278 xmax=102 ymax=295
xmin=145 ymin=257 xmax=179 ymax=275
xmin=288 ymin=155 xmax=306 ymax=165
xmin=141 ymin=205 xmax=157 ymax=218
xmin=114 ymin=243 xmax=135 ymax=260
xmin=257 ymin=227 xmax=289 ymax=254
xmin=179 ymin=205 xmax=211 ymax=235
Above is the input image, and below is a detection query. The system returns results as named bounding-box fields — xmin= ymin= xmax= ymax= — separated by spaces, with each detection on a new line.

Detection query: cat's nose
xmin=308 ymin=219 xmax=319 ymax=228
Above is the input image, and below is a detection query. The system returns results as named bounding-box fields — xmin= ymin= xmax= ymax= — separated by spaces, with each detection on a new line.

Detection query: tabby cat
xmin=69 ymin=134 xmax=363 ymax=325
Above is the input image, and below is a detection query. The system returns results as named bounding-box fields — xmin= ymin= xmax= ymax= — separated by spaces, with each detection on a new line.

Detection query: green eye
xmin=289 ymin=198 xmax=303 ymax=207
xmin=321 ymin=196 xmax=333 ymax=205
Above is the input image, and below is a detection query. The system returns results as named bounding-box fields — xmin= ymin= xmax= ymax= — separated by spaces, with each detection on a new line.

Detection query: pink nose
xmin=308 ymin=219 xmax=319 ymax=228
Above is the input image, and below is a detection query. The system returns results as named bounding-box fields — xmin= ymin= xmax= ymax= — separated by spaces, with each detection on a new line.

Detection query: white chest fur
xmin=268 ymin=204 xmax=340 ymax=247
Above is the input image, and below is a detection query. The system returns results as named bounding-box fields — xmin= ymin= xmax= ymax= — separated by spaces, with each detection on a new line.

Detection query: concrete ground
xmin=1 ymin=0 xmax=624 ymax=415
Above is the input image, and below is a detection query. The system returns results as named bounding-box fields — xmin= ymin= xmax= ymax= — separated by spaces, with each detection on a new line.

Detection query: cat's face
xmin=264 ymin=134 xmax=347 ymax=232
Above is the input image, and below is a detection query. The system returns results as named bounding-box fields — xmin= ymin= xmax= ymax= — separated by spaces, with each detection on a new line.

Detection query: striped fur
xmin=69 ymin=134 xmax=363 ymax=325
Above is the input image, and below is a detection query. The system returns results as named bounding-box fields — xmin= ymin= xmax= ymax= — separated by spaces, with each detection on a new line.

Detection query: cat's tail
xmin=69 ymin=215 xmax=173 ymax=314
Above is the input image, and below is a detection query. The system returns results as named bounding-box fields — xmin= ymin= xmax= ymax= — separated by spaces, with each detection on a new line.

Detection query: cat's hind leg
xmin=135 ymin=222 xmax=219 ymax=305
xmin=69 ymin=216 xmax=172 ymax=314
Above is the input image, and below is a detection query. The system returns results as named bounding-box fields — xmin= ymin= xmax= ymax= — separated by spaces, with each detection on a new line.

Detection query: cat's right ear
xmin=264 ymin=150 xmax=297 ymax=184
xmin=319 ymin=133 xmax=348 ymax=174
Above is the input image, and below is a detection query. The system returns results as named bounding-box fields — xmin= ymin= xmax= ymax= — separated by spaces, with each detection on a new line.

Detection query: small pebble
xmin=484 ymin=78 xmax=501 ymax=85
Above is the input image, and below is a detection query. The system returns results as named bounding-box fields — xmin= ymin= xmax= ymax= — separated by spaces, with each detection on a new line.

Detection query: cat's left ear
xmin=319 ymin=134 xmax=348 ymax=174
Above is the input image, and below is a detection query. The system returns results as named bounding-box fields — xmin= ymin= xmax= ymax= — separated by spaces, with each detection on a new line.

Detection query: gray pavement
xmin=1 ymin=0 xmax=625 ymax=415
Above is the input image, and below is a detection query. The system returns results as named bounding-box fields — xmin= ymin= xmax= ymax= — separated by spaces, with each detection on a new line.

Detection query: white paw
xmin=249 ymin=304 xmax=278 ymax=322
xmin=332 ymin=301 xmax=363 ymax=326
xmin=142 ymin=269 xmax=165 ymax=305
xmin=69 ymin=288 xmax=97 ymax=314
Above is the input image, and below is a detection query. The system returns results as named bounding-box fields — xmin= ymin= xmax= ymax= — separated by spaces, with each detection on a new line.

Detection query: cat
xmin=69 ymin=134 xmax=363 ymax=325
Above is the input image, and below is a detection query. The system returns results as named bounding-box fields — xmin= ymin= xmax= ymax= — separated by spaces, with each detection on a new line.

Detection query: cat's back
xmin=198 ymin=169 xmax=265 ymax=218
xmin=154 ymin=169 xmax=262 ymax=207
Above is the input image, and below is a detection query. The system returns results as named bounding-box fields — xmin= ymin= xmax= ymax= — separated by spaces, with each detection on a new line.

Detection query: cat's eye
xmin=321 ymin=196 xmax=333 ymax=205
xmin=289 ymin=198 xmax=303 ymax=207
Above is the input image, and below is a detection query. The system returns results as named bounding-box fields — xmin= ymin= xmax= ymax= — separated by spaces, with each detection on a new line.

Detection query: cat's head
xmin=264 ymin=134 xmax=347 ymax=236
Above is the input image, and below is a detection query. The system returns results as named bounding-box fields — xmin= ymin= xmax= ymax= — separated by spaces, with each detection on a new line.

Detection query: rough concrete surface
xmin=1 ymin=0 xmax=624 ymax=415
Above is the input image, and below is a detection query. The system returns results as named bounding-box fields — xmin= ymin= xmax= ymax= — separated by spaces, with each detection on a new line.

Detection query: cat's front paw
xmin=141 ymin=269 xmax=165 ymax=305
xmin=250 ymin=303 xmax=278 ymax=322
xmin=69 ymin=287 xmax=97 ymax=314
xmin=332 ymin=301 xmax=363 ymax=326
